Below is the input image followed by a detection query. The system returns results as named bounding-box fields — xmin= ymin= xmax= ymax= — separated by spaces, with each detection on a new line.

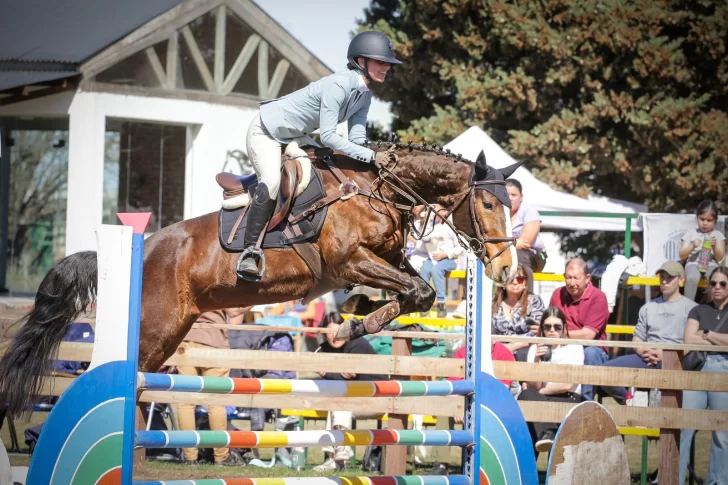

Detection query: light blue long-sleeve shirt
xmin=258 ymin=70 xmax=375 ymax=162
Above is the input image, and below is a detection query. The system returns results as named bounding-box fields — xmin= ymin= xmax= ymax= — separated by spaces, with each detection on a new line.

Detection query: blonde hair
xmin=492 ymin=264 xmax=530 ymax=317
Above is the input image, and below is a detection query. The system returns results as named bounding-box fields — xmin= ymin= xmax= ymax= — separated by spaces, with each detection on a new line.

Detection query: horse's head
xmin=368 ymin=143 xmax=521 ymax=285
xmin=450 ymin=150 xmax=521 ymax=285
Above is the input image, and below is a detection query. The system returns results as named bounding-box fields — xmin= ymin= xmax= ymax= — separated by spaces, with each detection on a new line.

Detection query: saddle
xmin=216 ymin=158 xmax=304 ymax=231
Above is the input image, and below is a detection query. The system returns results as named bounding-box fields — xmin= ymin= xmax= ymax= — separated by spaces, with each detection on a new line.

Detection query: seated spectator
xmin=419 ymin=205 xmax=464 ymax=317
xmin=518 ymin=307 xmax=584 ymax=454
xmin=492 ymin=264 xmax=545 ymax=361
xmin=177 ymin=308 xmax=245 ymax=466
xmin=597 ymin=261 xmax=696 ymax=404
xmin=679 ymin=267 xmax=728 ymax=485
xmin=679 ymin=200 xmax=726 ymax=302
xmin=506 ymin=179 xmax=547 ymax=292
xmin=313 ymin=312 xmax=388 ymax=472
xmin=549 ymin=258 xmax=609 ymax=400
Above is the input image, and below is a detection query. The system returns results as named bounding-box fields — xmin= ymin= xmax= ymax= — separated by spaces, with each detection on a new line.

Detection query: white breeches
xmin=246 ymin=113 xmax=283 ymax=198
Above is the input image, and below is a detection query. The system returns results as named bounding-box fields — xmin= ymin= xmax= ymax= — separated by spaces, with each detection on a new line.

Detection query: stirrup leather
xmin=236 ymin=247 xmax=266 ymax=282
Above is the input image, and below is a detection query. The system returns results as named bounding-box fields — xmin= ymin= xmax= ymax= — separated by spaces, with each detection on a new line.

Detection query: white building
xmin=0 ymin=0 xmax=331 ymax=293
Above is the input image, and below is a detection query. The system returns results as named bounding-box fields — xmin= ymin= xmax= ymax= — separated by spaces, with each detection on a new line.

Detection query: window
xmin=104 ymin=119 xmax=186 ymax=232
xmin=3 ymin=121 xmax=68 ymax=293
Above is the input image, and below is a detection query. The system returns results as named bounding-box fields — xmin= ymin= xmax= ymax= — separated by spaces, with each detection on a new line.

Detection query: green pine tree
xmin=361 ymin=0 xmax=728 ymax=214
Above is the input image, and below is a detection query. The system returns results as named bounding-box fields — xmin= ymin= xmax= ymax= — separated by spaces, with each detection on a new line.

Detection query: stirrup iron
xmin=236 ymin=247 xmax=266 ymax=282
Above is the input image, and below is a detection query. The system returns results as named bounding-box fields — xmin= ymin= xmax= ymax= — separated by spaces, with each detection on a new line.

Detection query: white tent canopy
xmin=445 ymin=127 xmax=647 ymax=232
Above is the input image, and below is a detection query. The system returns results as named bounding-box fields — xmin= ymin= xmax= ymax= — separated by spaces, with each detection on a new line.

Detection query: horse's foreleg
xmin=340 ymin=258 xmax=430 ymax=314
xmin=335 ymin=249 xmax=435 ymax=341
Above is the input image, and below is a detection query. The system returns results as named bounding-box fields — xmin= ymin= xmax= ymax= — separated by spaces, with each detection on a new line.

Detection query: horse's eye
xmin=483 ymin=202 xmax=494 ymax=211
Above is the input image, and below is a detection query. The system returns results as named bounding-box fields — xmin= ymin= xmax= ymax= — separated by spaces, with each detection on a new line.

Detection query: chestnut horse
xmin=0 ymin=143 xmax=518 ymax=417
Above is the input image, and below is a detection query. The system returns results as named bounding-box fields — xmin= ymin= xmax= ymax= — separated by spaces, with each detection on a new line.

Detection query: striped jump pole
xmin=135 ymin=429 xmax=473 ymax=449
xmin=139 ymin=374 xmax=474 ymax=397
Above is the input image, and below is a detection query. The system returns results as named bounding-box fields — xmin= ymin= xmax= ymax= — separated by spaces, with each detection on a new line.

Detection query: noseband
xmin=446 ymin=179 xmax=516 ymax=262
xmin=374 ymin=166 xmax=516 ymax=267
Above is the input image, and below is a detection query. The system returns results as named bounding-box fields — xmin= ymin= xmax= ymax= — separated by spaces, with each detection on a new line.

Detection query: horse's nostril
xmin=501 ymin=266 xmax=510 ymax=281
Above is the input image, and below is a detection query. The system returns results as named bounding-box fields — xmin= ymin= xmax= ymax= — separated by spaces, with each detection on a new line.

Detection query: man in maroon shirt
xmin=549 ymin=258 xmax=610 ymax=400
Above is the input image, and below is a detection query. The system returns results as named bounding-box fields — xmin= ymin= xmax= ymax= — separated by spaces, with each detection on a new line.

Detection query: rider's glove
xmin=373 ymin=151 xmax=398 ymax=169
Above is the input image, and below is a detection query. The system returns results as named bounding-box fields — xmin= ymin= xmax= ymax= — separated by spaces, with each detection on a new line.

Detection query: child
xmin=679 ymin=200 xmax=726 ymax=301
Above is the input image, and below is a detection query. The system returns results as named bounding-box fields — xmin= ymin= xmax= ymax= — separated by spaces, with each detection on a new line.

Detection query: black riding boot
xmin=236 ymin=183 xmax=277 ymax=281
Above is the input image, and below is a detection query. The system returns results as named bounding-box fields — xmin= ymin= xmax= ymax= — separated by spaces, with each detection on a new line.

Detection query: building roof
xmin=0 ymin=71 xmax=74 ymax=92
xmin=0 ymin=0 xmax=183 ymax=90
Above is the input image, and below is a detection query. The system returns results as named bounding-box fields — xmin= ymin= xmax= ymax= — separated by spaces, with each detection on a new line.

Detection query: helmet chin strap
xmin=359 ymin=58 xmax=372 ymax=82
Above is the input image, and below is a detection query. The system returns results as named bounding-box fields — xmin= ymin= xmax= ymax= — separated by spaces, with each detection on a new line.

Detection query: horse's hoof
xmin=334 ymin=318 xmax=367 ymax=342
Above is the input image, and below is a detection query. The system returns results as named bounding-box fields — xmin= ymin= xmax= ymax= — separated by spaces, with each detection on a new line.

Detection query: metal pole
xmin=146 ymin=402 xmax=156 ymax=431
xmin=625 ymin=216 xmax=632 ymax=258
xmin=0 ymin=124 xmax=8 ymax=292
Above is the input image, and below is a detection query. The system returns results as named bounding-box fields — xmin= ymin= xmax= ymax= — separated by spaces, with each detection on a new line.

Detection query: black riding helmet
xmin=347 ymin=31 xmax=401 ymax=80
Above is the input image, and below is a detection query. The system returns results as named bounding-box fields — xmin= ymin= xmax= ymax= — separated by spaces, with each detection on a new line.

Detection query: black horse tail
xmin=0 ymin=251 xmax=98 ymax=418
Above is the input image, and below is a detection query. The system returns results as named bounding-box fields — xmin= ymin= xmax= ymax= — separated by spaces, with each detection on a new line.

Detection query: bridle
xmin=373 ymin=163 xmax=516 ymax=267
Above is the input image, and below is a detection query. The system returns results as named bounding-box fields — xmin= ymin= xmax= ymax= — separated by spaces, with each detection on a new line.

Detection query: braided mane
xmin=368 ymin=137 xmax=472 ymax=163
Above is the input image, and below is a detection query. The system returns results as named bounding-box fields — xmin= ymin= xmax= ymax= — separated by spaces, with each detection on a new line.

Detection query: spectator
xmin=518 ymin=307 xmax=584 ymax=454
xmin=406 ymin=205 xmax=431 ymax=272
xmin=492 ymin=264 xmax=546 ymax=361
xmin=596 ymin=261 xmax=697 ymax=403
xmin=506 ymin=179 xmax=547 ymax=292
xmin=177 ymin=308 xmax=246 ymax=466
xmin=549 ymin=258 xmax=609 ymax=400
xmin=679 ymin=200 xmax=726 ymax=302
xmin=313 ymin=312 xmax=388 ymax=472
xmin=679 ymin=267 xmax=728 ymax=485
xmin=419 ymin=205 xmax=464 ymax=317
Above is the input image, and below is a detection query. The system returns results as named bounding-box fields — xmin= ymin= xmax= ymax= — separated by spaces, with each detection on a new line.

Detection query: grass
xmin=3 ymin=411 xmax=714 ymax=483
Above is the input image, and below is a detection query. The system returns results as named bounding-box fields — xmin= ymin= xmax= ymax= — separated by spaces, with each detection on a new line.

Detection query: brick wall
xmin=118 ymin=122 xmax=186 ymax=231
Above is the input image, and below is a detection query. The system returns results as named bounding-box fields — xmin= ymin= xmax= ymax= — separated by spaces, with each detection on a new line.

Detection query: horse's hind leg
xmin=335 ymin=249 xmax=435 ymax=341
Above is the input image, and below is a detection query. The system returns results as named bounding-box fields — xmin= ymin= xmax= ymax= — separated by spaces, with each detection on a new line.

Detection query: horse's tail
xmin=0 ymin=251 xmax=97 ymax=418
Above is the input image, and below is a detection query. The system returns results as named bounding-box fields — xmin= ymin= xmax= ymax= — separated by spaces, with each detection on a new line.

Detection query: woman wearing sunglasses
xmin=492 ymin=264 xmax=546 ymax=361
xmin=518 ymin=307 xmax=584 ymax=454
xmin=679 ymin=267 xmax=728 ymax=485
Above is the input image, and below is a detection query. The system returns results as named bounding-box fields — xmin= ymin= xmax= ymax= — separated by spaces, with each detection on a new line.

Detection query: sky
xmin=255 ymin=0 xmax=394 ymax=129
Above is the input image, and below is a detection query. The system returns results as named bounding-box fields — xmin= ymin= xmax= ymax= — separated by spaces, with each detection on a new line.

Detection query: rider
xmin=238 ymin=30 xmax=401 ymax=281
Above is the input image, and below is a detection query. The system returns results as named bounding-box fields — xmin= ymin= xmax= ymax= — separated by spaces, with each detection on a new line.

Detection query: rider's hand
xmin=374 ymin=151 xmax=397 ymax=169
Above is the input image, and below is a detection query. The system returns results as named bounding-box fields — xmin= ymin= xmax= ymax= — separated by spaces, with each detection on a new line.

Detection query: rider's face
xmin=362 ymin=59 xmax=392 ymax=83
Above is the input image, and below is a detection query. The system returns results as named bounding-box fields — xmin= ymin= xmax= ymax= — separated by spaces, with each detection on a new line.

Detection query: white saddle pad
xmin=221 ymin=138 xmax=316 ymax=210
